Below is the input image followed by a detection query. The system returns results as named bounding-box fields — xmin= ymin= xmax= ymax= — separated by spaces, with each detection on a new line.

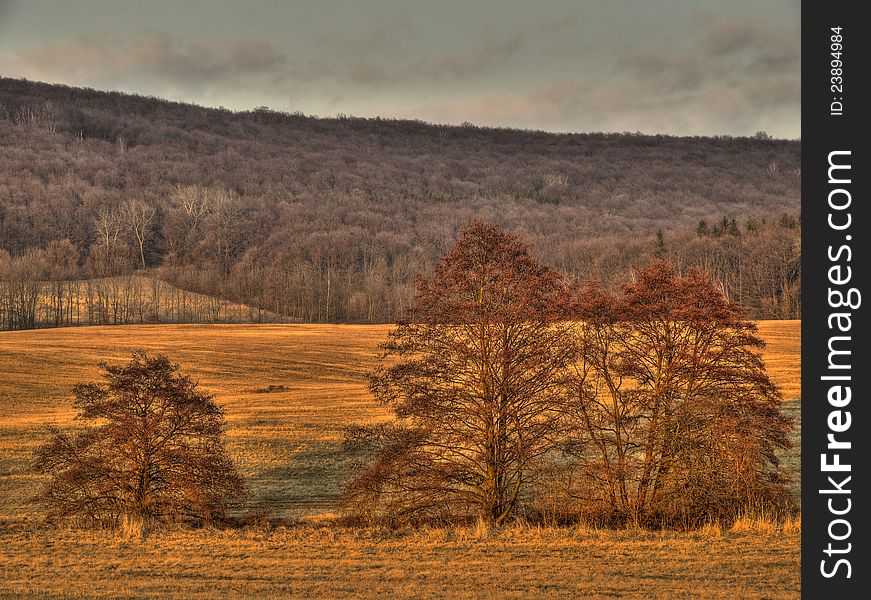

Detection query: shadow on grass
xmin=244 ymin=439 xmax=350 ymax=518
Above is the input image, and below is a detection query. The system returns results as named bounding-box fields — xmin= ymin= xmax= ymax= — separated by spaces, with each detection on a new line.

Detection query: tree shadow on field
xmin=245 ymin=440 xmax=350 ymax=519
xmin=778 ymin=397 xmax=801 ymax=501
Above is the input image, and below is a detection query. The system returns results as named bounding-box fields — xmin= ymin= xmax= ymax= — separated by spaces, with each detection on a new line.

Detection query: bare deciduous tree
xmin=0 ymin=249 xmax=47 ymax=330
xmin=34 ymin=352 xmax=245 ymax=526
xmin=563 ymin=261 xmax=792 ymax=527
xmin=204 ymin=192 xmax=248 ymax=274
xmin=121 ymin=199 xmax=156 ymax=270
xmin=170 ymin=184 xmax=214 ymax=228
xmin=343 ymin=222 xmax=573 ymax=525
xmin=94 ymin=207 xmax=125 ymax=275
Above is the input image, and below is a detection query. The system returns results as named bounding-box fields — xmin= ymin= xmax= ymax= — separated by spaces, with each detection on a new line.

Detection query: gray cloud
xmin=331 ymin=13 xmax=590 ymax=88
xmin=703 ymin=20 xmax=763 ymax=55
xmin=619 ymin=19 xmax=799 ymax=91
xmin=0 ymin=2 xmax=799 ymax=137
xmin=336 ymin=15 xmax=416 ymax=54
xmin=340 ymin=28 xmax=528 ymax=85
xmin=403 ymin=17 xmax=801 ymax=139
xmin=3 ymin=24 xmax=528 ymax=93
xmin=0 ymin=33 xmax=286 ymax=91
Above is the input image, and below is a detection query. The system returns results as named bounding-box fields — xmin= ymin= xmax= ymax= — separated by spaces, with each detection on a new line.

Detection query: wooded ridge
xmin=0 ymin=77 xmax=799 ymax=328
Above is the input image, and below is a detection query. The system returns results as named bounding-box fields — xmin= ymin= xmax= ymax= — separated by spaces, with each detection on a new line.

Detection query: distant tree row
xmin=0 ymin=212 xmax=799 ymax=329
xmin=0 ymin=248 xmax=285 ymax=330
xmin=1 ymin=77 xmax=800 ymax=329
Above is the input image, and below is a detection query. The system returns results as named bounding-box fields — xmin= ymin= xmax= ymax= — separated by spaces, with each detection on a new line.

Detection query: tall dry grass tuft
xmin=119 ymin=515 xmax=150 ymax=542
xmin=730 ymin=516 xmax=774 ymax=534
xmin=783 ymin=515 xmax=801 ymax=535
xmin=724 ymin=497 xmax=799 ymax=534
xmin=470 ymin=517 xmax=495 ymax=540
xmin=698 ymin=521 xmax=723 ymax=538
xmin=729 ymin=512 xmax=802 ymax=535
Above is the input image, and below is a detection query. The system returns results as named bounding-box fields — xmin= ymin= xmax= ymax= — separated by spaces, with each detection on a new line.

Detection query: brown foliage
xmin=345 ymin=225 xmax=793 ymax=528
xmin=562 ymin=261 xmax=792 ymax=527
xmin=344 ymin=222 xmax=574 ymax=525
xmin=33 ymin=352 xmax=245 ymax=526
xmin=1 ymin=77 xmax=799 ymax=327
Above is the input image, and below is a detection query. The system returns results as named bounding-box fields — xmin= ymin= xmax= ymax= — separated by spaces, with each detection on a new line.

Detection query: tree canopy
xmin=344 ymin=225 xmax=794 ymax=528
xmin=34 ymin=352 xmax=245 ymax=525
xmin=345 ymin=222 xmax=574 ymax=525
xmin=565 ymin=262 xmax=792 ymax=526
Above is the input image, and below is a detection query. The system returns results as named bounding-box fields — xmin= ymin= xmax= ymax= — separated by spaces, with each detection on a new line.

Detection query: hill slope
xmin=1 ymin=77 xmax=800 ymax=325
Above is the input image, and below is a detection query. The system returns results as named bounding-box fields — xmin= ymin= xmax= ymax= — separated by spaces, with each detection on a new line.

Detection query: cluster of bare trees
xmin=344 ymin=223 xmax=793 ymax=528
xmin=662 ymin=218 xmax=800 ymax=319
xmin=562 ymin=264 xmax=791 ymax=526
xmin=91 ymin=199 xmax=159 ymax=274
xmin=548 ymin=217 xmax=801 ymax=320
xmin=0 ymin=210 xmax=800 ymax=331
xmin=0 ymin=255 xmax=281 ymax=330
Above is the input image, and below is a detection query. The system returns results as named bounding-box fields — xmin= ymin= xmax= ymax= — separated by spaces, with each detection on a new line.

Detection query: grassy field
xmin=0 ymin=321 xmax=800 ymax=598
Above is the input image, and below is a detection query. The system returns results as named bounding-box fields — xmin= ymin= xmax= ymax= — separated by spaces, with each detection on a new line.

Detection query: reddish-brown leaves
xmin=33 ymin=352 xmax=245 ymax=526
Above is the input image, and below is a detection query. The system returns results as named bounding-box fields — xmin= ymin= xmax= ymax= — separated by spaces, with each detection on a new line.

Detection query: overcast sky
xmin=0 ymin=0 xmax=800 ymax=137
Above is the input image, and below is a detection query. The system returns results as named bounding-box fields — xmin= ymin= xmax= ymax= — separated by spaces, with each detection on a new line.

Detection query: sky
xmin=0 ymin=0 xmax=800 ymax=137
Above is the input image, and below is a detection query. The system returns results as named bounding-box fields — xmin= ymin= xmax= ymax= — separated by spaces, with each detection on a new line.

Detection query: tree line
xmin=35 ymin=223 xmax=793 ymax=531
xmin=0 ymin=210 xmax=800 ymax=330
xmin=0 ymin=244 xmax=285 ymax=330
xmin=1 ymin=77 xmax=800 ymax=329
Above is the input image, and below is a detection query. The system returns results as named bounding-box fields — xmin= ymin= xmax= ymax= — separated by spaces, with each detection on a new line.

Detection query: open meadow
xmin=0 ymin=321 xmax=800 ymax=598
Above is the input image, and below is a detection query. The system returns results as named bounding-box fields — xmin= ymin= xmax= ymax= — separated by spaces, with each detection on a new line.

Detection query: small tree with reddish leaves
xmin=344 ymin=222 xmax=574 ymax=525
xmin=563 ymin=261 xmax=792 ymax=527
xmin=34 ymin=352 xmax=245 ymax=527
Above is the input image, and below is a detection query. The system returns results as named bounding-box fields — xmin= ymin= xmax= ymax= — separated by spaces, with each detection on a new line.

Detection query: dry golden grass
xmin=0 ymin=523 xmax=800 ymax=599
xmin=0 ymin=324 xmax=392 ymax=520
xmin=756 ymin=319 xmax=801 ymax=490
xmin=755 ymin=320 xmax=801 ymax=401
xmin=0 ymin=321 xmax=801 ymax=598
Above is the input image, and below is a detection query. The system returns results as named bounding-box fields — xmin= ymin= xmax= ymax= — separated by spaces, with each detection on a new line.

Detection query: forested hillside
xmin=0 ymin=77 xmax=800 ymax=328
